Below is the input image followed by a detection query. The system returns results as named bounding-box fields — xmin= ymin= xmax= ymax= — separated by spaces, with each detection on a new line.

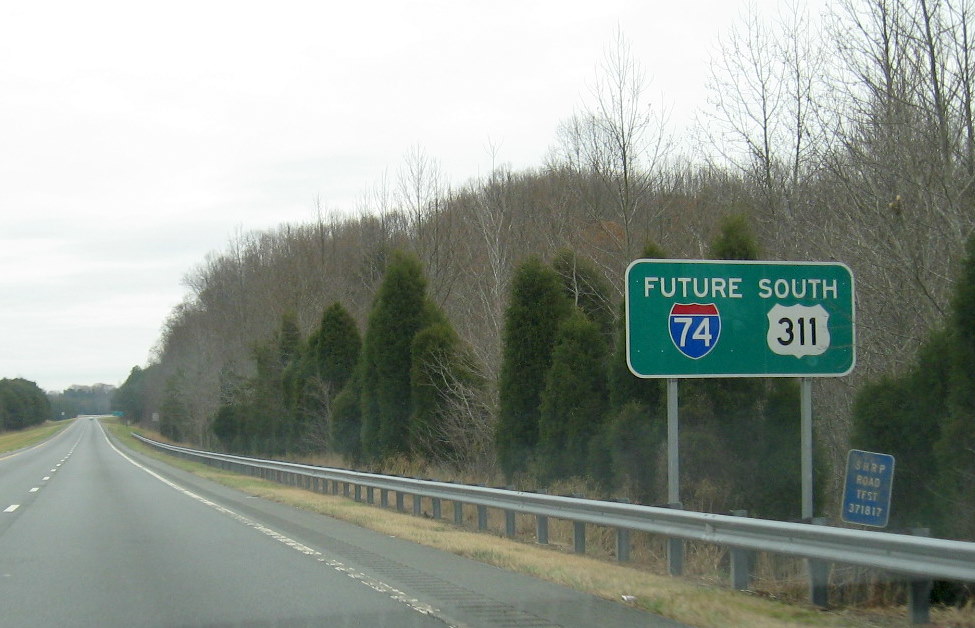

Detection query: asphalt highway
xmin=0 ymin=419 xmax=683 ymax=627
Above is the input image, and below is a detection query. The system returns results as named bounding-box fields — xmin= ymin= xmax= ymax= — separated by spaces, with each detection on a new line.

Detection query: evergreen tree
xmin=0 ymin=378 xmax=50 ymax=430
xmin=313 ymin=303 xmax=361 ymax=392
xmin=113 ymin=366 xmax=149 ymax=422
xmin=608 ymin=240 xmax=667 ymax=412
xmin=360 ymin=250 xmax=430 ymax=461
xmin=710 ymin=213 xmax=758 ymax=260
xmin=602 ymin=240 xmax=669 ymax=499
xmin=606 ymin=401 xmax=664 ymax=502
xmin=330 ymin=371 xmax=363 ymax=463
xmin=754 ymin=379 xmax=804 ymax=520
xmin=537 ymin=310 xmax=609 ymax=481
xmin=211 ymin=402 xmax=246 ymax=449
xmin=286 ymin=302 xmax=362 ymax=454
xmin=259 ymin=312 xmax=303 ymax=452
xmin=496 ymin=257 xmax=572 ymax=479
xmin=851 ymin=347 xmax=945 ymax=528
xmin=936 ymin=234 xmax=975 ymax=538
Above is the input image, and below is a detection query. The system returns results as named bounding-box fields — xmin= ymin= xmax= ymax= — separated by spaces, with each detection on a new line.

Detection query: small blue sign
xmin=668 ymin=303 xmax=721 ymax=359
xmin=841 ymin=449 xmax=895 ymax=527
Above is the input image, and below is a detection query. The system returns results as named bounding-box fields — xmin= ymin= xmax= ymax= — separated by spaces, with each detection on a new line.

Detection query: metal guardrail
xmin=132 ymin=433 xmax=975 ymax=620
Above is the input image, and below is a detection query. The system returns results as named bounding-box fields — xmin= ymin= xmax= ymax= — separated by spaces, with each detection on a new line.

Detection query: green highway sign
xmin=625 ymin=260 xmax=855 ymax=378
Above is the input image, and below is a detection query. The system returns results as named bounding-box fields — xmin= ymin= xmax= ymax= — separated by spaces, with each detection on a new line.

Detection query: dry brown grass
xmin=0 ymin=420 xmax=72 ymax=457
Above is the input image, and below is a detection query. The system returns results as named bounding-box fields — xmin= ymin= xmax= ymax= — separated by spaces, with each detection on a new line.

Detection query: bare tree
xmin=552 ymin=29 xmax=671 ymax=288
xmin=824 ymin=0 xmax=975 ymax=374
xmin=395 ymin=146 xmax=460 ymax=304
xmin=422 ymin=349 xmax=497 ymax=477
xmin=701 ymin=1 xmax=829 ymax=251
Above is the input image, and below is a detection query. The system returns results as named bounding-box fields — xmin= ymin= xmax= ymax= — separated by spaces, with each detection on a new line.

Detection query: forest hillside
xmin=115 ymin=1 xmax=975 ymax=537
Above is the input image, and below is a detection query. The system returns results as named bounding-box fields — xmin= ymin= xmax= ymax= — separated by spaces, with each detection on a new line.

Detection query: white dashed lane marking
xmin=0 ymin=427 xmax=81 ymax=518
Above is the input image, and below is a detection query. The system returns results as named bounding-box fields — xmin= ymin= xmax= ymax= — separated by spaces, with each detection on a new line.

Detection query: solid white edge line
xmin=96 ymin=422 xmax=451 ymax=626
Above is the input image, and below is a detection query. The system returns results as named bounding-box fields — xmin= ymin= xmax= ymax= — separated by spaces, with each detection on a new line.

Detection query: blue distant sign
xmin=841 ymin=449 xmax=895 ymax=527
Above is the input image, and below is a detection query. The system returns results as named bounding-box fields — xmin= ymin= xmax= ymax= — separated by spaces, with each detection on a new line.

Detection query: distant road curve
xmin=0 ymin=419 xmax=682 ymax=627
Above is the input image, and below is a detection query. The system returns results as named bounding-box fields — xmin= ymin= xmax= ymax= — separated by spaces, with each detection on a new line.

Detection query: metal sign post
xmin=667 ymin=378 xmax=679 ymax=504
xmin=801 ymin=378 xmax=813 ymax=521
xmin=666 ymin=378 xmax=682 ymax=574
xmin=624 ymin=259 xmax=855 ymax=529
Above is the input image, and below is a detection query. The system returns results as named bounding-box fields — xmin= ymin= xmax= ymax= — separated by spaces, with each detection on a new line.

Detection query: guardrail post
xmin=381 ymin=489 xmax=389 ymax=508
xmin=505 ymin=510 xmax=516 ymax=537
xmin=396 ymin=492 xmax=405 ymax=512
xmin=366 ymin=486 xmax=374 ymax=504
xmin=413 ymin=495 xmax=422 ymax=516
xmin=667 ymin=503 xmax=684 ymax=576
xmin=909 ymin=528 xmax=932 ymax=625
xmin=536 ymin=515 xmax=548 ymax=545
xmin=573 ymin=521 xmax=586 ymax=554
xmin=617 ymin=528 xmax=630 ymax=562
xmin=432 ymin=497 xmax=441 ymax=519
xmin=354 ymin=484 xmax=362 ymax=502
xmin=453 ymin=501 xmax=464 ymax=525
xmin=730 ymin=510 xmax=754 ymax=590
xmin=477 ymin=505 xmax=488 ymax=530
xmin=331 ymin=480 xmax=339 ymax=495
xmin=342 ymin=482 xmax=350 ymax=498
xmin=807 ymin=517 xmax=830 ymax=608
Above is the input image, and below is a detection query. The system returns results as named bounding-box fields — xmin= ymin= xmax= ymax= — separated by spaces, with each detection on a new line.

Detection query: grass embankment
xmin=102 ymin=419 xmax=972 ymax=628
xmin=0 ymin=420 xmax=73 ymax=456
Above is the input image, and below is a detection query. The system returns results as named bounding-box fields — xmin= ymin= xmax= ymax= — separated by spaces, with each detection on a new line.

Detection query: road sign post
xmin=625 ymin=259 xmax=855 ymax=525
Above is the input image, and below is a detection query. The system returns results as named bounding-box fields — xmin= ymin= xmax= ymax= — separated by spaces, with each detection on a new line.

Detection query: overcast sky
xmin=1 ymin=0 xmax=809 ymax=392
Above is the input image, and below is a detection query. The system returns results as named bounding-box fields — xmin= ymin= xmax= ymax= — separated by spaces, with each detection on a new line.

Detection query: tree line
xmin=113 ymin=215 xmax=814 ymax=520
xmin=0 ymin=378 xmax=51 ymax=431
xmin=47 ymin=384 xmax=115 ymax=420
xmin=114 ymin=0 xmax=974 ymax=535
